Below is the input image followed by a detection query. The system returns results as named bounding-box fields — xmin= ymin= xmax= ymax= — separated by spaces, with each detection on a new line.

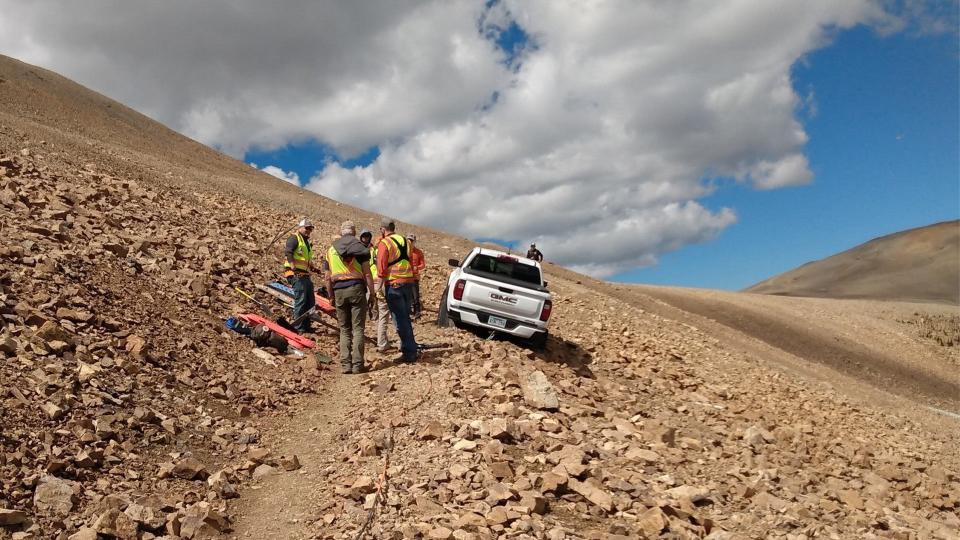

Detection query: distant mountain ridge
xmin=746 ymin=220 xmax=960 ymax=304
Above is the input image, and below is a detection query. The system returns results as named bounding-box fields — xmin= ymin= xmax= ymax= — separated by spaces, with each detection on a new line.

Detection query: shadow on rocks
xmin=531 ymin=333 xmax=594 ymax=379
xmin=456 ymin=325 xmax=595 ymax=378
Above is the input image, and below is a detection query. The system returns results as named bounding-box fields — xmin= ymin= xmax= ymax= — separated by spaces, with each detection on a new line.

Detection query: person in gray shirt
xmin=283 ymin=218 xmax=319 ymax=333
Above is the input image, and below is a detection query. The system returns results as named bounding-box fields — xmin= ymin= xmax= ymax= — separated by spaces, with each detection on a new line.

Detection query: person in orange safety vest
xmin=375 ymin=217 xmax=418 ymax=363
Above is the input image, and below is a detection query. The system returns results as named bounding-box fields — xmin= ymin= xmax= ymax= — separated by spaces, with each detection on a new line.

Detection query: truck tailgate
xmin=461 ymin=276 xmax=544 ymax=319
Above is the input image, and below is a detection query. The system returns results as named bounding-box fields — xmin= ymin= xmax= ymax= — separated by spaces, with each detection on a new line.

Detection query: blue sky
xmin=244 ymin=21 xmax=957 ymax=290
xmin=615 ymin=25 xmax=959 ymax=289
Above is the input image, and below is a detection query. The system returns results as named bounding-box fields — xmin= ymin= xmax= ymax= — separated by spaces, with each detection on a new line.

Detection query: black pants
xmin=410 ymin=281 xmax=422 ymax=317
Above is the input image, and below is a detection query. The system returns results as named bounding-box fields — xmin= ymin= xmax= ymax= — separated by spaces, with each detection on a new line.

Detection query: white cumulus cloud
xmin=0 ymin=0 xmax=940 ymax=277
xmin=256 ymin=164 xmax=300 ymax=186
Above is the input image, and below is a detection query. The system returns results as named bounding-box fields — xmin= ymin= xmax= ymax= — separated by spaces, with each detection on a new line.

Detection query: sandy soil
xmin=746 ymin=220 xmax=960 ymax=304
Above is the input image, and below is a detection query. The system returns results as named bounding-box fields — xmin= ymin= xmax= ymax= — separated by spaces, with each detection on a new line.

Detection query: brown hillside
xmin=746 ymin=221 xmax=960 ymax=304
xmin=1 ymin=54 xmax=958 ymax=539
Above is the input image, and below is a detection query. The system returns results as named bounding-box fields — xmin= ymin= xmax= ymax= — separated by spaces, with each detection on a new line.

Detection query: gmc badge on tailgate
xmin=490 ymin=292 xmax=518 ymax=305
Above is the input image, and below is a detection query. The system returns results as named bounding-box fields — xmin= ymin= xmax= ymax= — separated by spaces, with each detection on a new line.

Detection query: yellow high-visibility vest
xmin=283 ymin=234 xmax=313 ymax=273
xmin=327 ymin=246 xmax=364 ymax=282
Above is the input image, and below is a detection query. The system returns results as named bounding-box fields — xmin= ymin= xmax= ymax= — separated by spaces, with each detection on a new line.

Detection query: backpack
xmin=250 ymin=324 xmax=289 ymax=353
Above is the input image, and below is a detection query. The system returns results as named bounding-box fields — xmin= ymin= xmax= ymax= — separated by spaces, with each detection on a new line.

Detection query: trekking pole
xmin=288 ymin=306 xmax=317 ymax=329
xmin=417 ymin=343 xmax=452 ymax=351
xmin=260 ymin=223 xmax=299 ymax=255
xmin=235 ymin=287 xmax=277 ymax=319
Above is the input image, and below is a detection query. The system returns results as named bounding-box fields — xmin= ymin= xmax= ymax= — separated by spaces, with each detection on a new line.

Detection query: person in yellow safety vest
xmin=325 ymin=221 xmax=376 ymax=374
xmin=283 ymin=218 xmax=320 ymax=333
xmin=361 ymin=229 xmax=392 ymax=352
xmin=375 ymin=216 xmax=418 ymax=363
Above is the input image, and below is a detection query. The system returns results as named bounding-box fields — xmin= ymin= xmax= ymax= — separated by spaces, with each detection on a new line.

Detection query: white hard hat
xmin=298 ymin=218 xmax=314 ymax=228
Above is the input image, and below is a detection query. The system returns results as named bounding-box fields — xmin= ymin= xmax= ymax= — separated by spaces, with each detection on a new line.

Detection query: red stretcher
xmin=239 ymin=313 xmax=315 ymax=350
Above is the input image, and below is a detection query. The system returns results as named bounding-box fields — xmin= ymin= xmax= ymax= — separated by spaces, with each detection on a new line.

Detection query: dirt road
xmin=617 ymin=284 xmax=960 ymax=411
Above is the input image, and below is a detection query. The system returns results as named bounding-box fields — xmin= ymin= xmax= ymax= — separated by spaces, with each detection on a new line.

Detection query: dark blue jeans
xmin=287 ymin=275 xmax=316 ymax=332
xmin=386 ymin=283 xmax=417 ymax=360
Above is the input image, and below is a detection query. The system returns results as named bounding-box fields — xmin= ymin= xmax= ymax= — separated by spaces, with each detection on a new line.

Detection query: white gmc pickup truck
xmin=438 ymin=247 xmax=552 ymax=349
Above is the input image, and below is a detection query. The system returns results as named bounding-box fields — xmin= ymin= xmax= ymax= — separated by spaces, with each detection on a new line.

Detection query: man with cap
xmin=283 ymin=218 xmax=320 ymax=333
xmin=526 ymin=243 xmax=543 ymax=262
xmin=361 ymin=229 xmax=392 ymax=350
xmin=376 ymin=217 xmax=418 ymax=363
xmin=326 ymin=221 xmax=375 ymax=374
xmin=406 ymin=234 xmax=426 ymax=319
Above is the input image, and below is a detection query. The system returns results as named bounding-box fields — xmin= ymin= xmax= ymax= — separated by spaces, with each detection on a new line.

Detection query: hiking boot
xmin=351 ymin=365 xmax=367 ymax=374
xmin=341 ymin=366 xmax=352 ymax=374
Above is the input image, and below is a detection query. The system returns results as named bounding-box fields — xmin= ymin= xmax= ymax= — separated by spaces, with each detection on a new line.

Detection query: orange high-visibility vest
xmin=381 ymin=234 xmax=414 ymax=281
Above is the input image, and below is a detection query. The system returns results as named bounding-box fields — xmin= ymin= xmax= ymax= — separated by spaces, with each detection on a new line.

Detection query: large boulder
xmin=521 ymin=370 xmax=559 ymax=410
xmin=33 ymin=476 xmax=78 ymax=517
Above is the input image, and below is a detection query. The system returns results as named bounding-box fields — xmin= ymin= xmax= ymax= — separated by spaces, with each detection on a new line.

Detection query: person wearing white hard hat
xmin=283 ymin=218 xmax=320 ymax=333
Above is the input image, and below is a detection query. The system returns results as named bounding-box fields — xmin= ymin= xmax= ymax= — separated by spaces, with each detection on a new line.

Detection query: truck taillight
xmin=453 ymin=279 xmax=466 ymax=301
xmin=539 ymin=299 xmax=552 ymax=321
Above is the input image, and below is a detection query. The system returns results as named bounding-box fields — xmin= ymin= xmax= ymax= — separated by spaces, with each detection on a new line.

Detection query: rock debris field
xmin=1 ymin=55 xmax=958 ymax=540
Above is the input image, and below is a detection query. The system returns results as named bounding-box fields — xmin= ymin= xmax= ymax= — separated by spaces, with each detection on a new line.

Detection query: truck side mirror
xmin=448 ymin=258 xmax=460 ymax=267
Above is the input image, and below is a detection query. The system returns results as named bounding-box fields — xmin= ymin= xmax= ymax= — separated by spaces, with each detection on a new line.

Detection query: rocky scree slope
xmin=0 ymin=54 xmax=957 ymax=539
xmin=0 ymin=138 xmax=347 ymax=539
xmin=257 ymin=269 xmax=960 ymax=539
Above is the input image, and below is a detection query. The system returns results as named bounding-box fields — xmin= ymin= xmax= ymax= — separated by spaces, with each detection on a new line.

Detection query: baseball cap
xmin=298 ymin=218 xmax=314 ymax=228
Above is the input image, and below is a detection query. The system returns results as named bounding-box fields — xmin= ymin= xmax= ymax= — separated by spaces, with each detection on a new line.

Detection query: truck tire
xmin=437 ymin=287 xmax=452 ymax=328
xmin=529 ymin=330 xmax=548 ymax=351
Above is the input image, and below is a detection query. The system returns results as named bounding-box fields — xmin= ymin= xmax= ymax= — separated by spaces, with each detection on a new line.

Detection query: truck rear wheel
xmin=437 ymin=287 xmax=452 ymax=328
xmin=529 ymin=330 xmax=548 ymax=351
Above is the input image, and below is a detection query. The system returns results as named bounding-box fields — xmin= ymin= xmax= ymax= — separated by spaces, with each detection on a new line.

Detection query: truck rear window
xmin=467 ymin=254 xmax=542 ymax=286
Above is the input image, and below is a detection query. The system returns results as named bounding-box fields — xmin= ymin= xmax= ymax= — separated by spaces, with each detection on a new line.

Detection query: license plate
xmin=487 ymin=316 xmax=507 ymax=328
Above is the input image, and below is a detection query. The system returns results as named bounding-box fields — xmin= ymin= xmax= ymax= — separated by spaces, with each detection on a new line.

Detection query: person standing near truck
xmin=407 ymin=234 xmax=426 ymax=319
xmin=526 ymin=243 xmax=543 ymax=262
xmin=376 ymin=217 xmax=418 ymax=363
xmin=362 ymin=229 xmax=392 ymax=351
